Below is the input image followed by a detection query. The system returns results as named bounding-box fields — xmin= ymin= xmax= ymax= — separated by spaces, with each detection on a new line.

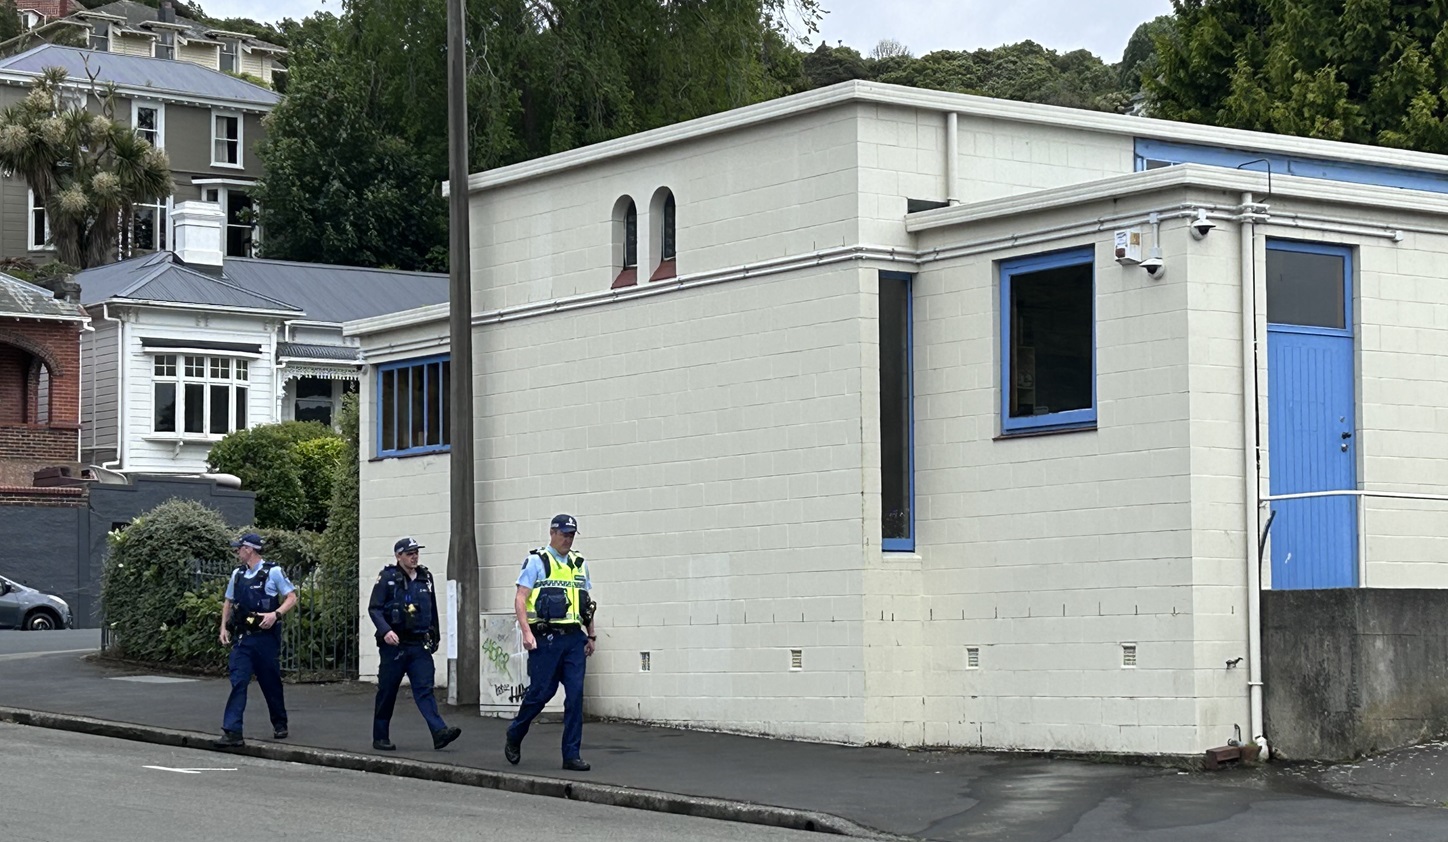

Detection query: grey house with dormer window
xmin=0 ymin=43 xmax=278 ymax=264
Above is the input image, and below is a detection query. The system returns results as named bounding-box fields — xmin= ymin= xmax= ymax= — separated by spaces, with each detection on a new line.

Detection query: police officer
xmin=368 ymin=536 xmax=462 ymax=751
xmin=504 ymin=514 xmax=596 ymax=771
xmin=214 ymin=532 xmax=295 ymax=748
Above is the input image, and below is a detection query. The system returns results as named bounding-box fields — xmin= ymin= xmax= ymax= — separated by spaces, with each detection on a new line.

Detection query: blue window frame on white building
xmin=377 ymin=355 xmax=450 ymax=457
xmin=1000 ymin=246 xmax=1096 ymax=434
xmin=880 ymin=270 xmax=914 ymax=551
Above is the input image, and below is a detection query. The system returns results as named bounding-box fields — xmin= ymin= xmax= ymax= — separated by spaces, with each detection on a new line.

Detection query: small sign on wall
xmin=446 ymin=579 xmax=458 ymax=660
xmin=479 ymin=612 xmax=563 ymax=716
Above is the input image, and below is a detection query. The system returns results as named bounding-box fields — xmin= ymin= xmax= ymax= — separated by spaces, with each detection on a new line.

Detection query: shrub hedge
xmin=206 ymin=420 xmax=342 ymax=531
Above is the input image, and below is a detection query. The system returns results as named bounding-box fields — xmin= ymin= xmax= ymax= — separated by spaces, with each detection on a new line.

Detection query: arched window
xmin=612 ymin=196 xmax=639 ymax=289
xmin=649 ymin=188 xmax=676 ymax=281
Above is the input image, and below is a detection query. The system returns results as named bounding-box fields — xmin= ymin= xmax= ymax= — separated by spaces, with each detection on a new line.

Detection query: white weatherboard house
xmin=78 ymin=202 xmax=448 ymax=475
xmin=347 ymin=81 xmax=1448 ymax=757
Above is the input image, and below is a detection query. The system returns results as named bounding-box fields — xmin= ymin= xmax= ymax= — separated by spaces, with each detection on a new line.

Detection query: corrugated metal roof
xmin=0 ymin=272 xmax=87 ymax=320
xmin=76 ymin=253 xmax=300 ymax=312
xmin=0 ymin=44 xmax=281 ymax=107
xmin=277 ymin=342 xmax=361 ymax=362
xmin=221 ymin=258 xmax=448 ymax=324
xmin=76 ymin=253 xmax=445 ymax=323
xmin=84 ymin=1 xmax=286 ymax=53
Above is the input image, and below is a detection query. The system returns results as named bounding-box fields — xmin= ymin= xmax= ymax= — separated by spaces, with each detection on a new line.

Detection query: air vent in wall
xmin=790 ymin=649 xmax=803 ymax=671
xmin=640 ymin=652 xmax=651 ymax=672
xmin=1122 ymin=644 xmax=1137 ymax=668
xmin=966 ymin=647 xmax=980 ymax=669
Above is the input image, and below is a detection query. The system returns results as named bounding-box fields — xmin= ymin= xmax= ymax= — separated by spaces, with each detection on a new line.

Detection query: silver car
xmin=0 ymin=575 xmax=73 ymax=631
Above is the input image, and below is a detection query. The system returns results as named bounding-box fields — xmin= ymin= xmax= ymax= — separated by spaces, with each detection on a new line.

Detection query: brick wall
xmin=0 ymin=320 xmax=82 ymax=468
xmin=0 ymin=486 xmax=85 ymax=507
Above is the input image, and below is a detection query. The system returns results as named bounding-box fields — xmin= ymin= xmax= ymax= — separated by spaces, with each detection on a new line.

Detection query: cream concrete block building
xmin=348 ymin=81 xmax=1448 ymax=757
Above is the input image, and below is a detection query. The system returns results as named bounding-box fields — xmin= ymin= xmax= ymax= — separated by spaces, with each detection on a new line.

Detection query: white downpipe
xmin=101 ymin=304 xmax=124 ymax=471
xmin=1239 ymin=192 xmax=1266 ymax=754
xmin=946 ymin=112 xmax=960 ymax=205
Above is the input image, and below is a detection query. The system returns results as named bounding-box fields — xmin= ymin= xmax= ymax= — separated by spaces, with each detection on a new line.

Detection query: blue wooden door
xmin=1266 ymin=242 xmax=1357 ymax=589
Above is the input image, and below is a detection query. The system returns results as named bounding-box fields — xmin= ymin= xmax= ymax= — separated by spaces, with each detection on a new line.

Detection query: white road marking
xmin=0 ymin=649 xmax=97 ymax=661
xmin=143 ymin=766 xmax=238 ymax=774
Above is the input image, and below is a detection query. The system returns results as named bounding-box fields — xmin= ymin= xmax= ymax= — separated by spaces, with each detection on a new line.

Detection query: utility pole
xmin=446 ymin=0 xmax=479 ymax=708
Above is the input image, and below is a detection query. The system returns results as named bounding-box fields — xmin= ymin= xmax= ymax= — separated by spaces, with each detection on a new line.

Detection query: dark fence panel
xmin=190 ymin=558 xmax=358 ymax=683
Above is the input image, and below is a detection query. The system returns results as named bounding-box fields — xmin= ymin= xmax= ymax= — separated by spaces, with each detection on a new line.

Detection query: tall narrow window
xmin=661 ymin=193 xmax=676 ymax=261
xmin=27 ymin=189 xmax=49 ymax=250
xmin=89 ymin=22 xmax=109 ymax=51
xmin=880 ymin=271 xmax=913 ymax=551
xmin=611 ymin=196 xmax=639 ymax=289
xmin=212 ymin=112 xmax=241 ymax=166
xmin=623 ymin=203 xmax=638 ymax=269
xmin=225 ymin=190 xmax=254 ymax=257
xmin=1000 ymin=246 xmax=1096 ymax=433
xmin=130 ymin=198 xmax=168 ymax=254
xmin=154 ymin=32 xmax=175 ymax=60
xmin=220 ymin=38 xmax=239 ymax=73
xmin=133 ymin=102 xmax=163 ymax=149
xmin=377 ymin=355 xmax=450 ymax=457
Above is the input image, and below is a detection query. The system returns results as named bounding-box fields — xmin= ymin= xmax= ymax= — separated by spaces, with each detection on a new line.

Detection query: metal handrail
xmin=1259 ymin=488 xmax=1448 ymax=586
xmin=1262 ymin=489 xmax=1448 ymax=502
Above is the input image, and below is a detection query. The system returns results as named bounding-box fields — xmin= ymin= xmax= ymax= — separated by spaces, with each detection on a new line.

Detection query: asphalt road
xmin=0 ymin=628 xmax=99 ymax=657
xmin=2 ymin=723 xmax=825 ymax=842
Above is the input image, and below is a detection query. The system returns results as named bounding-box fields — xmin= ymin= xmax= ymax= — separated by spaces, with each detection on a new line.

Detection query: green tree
xmin=1119 ymin=15 xmax=1173 ymax=90
xmin=0 ymin=68 xmax=173 ymax=268
xmin=256 ymin=0 xmax=821 ymax=270
xmin=206 ymin=420 xmax=342 ymax=532
xmin=0 ymin=0 xmax=23 ymax=43
xmin=1147 ymin=0 xmax=1448 ymax=152
xmin=864 ymin=42 xmax=1127 ymax=112
xmin=802 ymin=42 xmax=869 ymax=88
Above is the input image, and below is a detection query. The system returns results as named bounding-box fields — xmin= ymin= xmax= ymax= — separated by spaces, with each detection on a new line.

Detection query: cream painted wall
xmin=355 ymin=323 xmax=452 ymax=684
xmin=349 ymin=92 xmax=1448 ymax=754
xmin=469 ymin=263 xmax=870 ymax=741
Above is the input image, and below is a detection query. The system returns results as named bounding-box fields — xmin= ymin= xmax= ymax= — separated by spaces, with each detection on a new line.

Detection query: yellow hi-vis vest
xmin=524 ymin=548 xmax=587 ymax=625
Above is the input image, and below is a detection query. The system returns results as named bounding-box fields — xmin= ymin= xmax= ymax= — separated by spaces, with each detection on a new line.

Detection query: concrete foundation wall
xmin=1262 ymin=589 xmax=1448 ymax=760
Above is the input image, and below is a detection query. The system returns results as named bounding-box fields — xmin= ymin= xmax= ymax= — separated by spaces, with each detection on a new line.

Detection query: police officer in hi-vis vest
xmin=214 ymin=532 xmax=296 ymax=749
xmin=368 ymin=537 xmax=462 ymax=751
xmin=505 ymin=514 xmax=596 ymax=771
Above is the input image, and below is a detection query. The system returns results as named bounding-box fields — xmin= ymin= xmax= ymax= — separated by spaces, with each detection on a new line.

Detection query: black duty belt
xmin=530 ymin=623 xmax=582 ymax=636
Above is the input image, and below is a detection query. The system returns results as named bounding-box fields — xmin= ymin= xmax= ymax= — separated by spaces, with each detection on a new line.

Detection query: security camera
xmin=1189 ymin=208 xmax=1216 ymax=240
xmin=1140 ymin=255 xmax=1165 ymax=280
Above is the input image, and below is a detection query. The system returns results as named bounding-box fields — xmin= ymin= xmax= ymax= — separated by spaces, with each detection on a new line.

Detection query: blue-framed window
xmin=1000 ymin=246 xmax=1096 ymax=434
xmin=1265 ymin=240 xmax=1353 ymax=335
xmin=377 ymin=355 xmax=450 ymax=457
xmin=880 ymin=271 xmax=914 ymax=551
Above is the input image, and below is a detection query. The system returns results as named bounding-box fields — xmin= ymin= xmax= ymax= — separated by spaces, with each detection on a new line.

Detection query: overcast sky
xmin=199 ymin=0 xmax=1173 ymax=64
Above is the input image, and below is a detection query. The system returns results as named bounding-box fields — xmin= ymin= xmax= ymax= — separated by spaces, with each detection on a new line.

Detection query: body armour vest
xmin=380 ymin=565 xmax=435 ymax=640
xmin=524 ymin=549 xmax=587 ymax=625
xmin=232 ymin=561 xmax=279 ymax=637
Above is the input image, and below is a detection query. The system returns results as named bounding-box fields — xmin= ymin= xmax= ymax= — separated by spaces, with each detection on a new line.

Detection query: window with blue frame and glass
xmin=1000 ymin=246 xmax=1096 ymax=434
xmin=377 ymin=355 xmax=450 ymax=457
xmin=879 ymin=271 xmax=914 ymax=551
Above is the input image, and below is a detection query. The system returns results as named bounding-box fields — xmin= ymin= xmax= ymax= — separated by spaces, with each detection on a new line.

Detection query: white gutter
xmin=100 ymin=304 xmax=124 ymax=471
xmin=107 ymin=298 xmax=299 ymax=318
xmin=1238 ymin=192 xmax=1267 ymax=758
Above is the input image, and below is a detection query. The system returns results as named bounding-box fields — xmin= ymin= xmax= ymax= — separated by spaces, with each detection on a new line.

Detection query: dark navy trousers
xmin=374 ymin=642 xmax=448 ymax=741
xmin=506 ymin=629 xmax=587 ymax=760
xmin=223 ymin=632 xmax=286 ymax=735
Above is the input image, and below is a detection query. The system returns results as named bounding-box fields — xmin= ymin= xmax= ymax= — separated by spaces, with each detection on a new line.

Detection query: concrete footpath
xmin=2 ymin=634 xmax=1447 ymax=841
